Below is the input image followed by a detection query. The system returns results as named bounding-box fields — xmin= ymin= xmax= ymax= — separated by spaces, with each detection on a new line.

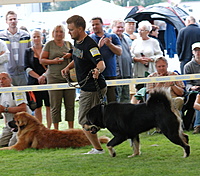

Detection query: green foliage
xmin=42 ymin=0 xmax=167 ymax=12
xmin=42 ymin=0 xmax=199 ymax=12
xmin=42 ymin=0 xmax=90 ymax=12
xmin=42 ymin=2 xmax=51 ymax=12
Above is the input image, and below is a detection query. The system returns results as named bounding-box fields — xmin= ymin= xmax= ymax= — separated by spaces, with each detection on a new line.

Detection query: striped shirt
xmin=0 ymin=29 xmax=31 ymax=76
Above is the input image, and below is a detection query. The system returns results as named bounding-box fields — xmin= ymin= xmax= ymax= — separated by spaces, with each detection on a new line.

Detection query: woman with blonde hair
xmin=40 ymin=25 xmax=75 ymax=130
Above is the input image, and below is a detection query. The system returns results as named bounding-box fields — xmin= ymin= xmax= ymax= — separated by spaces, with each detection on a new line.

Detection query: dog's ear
xmin=14 ymin=112 xmax=29 ymax=127
xmin=86 ymin=104 xmax=106 ymax=128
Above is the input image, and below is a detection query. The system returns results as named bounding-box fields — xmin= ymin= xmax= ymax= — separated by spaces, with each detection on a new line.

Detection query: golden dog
xmin=0 ymin=112 xmax=109 ymax=151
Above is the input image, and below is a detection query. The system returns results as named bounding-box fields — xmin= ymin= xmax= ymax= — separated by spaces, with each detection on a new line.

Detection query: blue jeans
xmin=194 ymin=110 xmax=200 ymax=127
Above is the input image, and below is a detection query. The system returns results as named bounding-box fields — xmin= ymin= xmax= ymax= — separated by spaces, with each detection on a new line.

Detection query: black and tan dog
xmin=84 ymin=89 xmax=190 ymax=158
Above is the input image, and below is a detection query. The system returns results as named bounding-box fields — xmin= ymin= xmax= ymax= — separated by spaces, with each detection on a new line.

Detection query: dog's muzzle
xmin=7 ymin=120 xmax=18 ymax=132
xmin=83 ymin=124 xmax=101 ymax=134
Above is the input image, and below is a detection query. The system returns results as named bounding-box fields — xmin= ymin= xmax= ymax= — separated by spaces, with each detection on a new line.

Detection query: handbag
xmin=69 ymin=68 xmax=77 ymax=82
xmin=65 ymin=41 xmax=77 ymax=82
xmin=26 ymin=91 xmax=37 ymax=111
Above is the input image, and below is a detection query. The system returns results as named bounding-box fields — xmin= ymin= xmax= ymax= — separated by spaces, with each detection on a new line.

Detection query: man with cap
xmin=124 ymin=18 xmax=138 ymax=47
xmin=183 ymin=42 xmax=200 ymax=133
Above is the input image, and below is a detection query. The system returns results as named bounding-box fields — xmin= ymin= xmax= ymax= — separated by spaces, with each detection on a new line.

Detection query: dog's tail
xmin=98 ymin=136 xmax=110 ymax=144
xmin=147 ymin=88 xmax=172 ymax=110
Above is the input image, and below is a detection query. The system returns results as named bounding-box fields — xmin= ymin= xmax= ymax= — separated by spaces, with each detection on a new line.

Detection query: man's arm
xmin=0 ymin=103 xmax=26 ymax=114
xmin=99 ymin=36 xmax=122 ymax=56
xmin=170 ymin=83 xmax=185 ymax=96
xmin=0 ymin=41 xmax=9 ymax=64
xmin=61 ymin=60 xmax=75 ymax=78
xmin=92 ymin=60 xmax=106 ymax=79
xmin=176 ymin=30 xmax=183 ymax=57
xmin=194 ymin=94 xmax=200 ymax=110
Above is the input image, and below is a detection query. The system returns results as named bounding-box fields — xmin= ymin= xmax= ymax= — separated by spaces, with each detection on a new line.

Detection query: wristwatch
xmin=95 ymin=68 xmax=101 ymax=73
xmin=4 ymin=107 xmax=8 ymax=113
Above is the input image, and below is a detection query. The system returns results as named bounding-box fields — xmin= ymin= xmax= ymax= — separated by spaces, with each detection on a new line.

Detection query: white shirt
xmin=131 ymin=37 xmax=163 ymax=78
xmin=0 ymin=91 xmax=31 ymax=122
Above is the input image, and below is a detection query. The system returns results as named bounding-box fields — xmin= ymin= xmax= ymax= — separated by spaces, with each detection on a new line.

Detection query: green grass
xmin=0 ymin=102 xmax=199 ymax=176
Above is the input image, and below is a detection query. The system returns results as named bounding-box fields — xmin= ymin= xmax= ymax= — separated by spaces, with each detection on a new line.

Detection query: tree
xmin=42 ymin=0 xmax=166 ymax=12
xmin=42 ymin=0 xmax=90 ymax=12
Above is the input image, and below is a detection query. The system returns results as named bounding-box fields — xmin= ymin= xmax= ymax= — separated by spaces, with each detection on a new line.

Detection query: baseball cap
xmin=124 ymin=18 xmax=137 ymax=23
xmin=192 ymin=42 xmax=200 ymax=50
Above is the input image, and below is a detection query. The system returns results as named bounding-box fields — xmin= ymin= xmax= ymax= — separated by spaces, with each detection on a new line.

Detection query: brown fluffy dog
xmin=0 ymin=112 xmax=109 ymax=151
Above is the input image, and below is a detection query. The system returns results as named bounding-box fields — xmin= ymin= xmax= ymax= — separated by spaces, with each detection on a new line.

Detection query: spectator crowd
xmin=0 ymin=10 xmax=200 ymax=153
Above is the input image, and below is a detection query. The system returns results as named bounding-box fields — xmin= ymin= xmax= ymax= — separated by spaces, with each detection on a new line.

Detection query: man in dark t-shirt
xmin=62 ymin=15 xmax=107 ymax=155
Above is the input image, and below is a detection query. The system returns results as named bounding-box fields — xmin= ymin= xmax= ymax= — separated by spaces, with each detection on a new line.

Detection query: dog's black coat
xmin=85 ymin=89 xmax=190 ymax=157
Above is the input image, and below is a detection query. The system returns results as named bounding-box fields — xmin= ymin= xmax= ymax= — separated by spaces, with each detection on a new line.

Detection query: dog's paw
xmin=107 ymin=146 xmax=116 ymax=157
xmin=128 ymin=152 xmax=141 ymax=158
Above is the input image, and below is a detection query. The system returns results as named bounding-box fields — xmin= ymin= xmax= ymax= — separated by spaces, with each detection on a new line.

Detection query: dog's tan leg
xmin=0 ymin=146 xmax=13 ymax=150
xmin=128 ymin=137 xmax=140 ymax=158
xmin=107 ymin=146 xmax=116 ymax=157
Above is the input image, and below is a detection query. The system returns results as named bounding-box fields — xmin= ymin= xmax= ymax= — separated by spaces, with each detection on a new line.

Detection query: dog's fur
xmin=84 ymin=89 xmax=190 ymax=158
xmin=0 ymin=112 xmax=109 ymax=151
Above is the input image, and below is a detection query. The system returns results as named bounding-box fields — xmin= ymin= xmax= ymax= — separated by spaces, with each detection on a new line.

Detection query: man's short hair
xmin=0 ymin=72 xmax=12 ymax=80
xmin=66 ymin=15 xmax=86 ymax=30
xmin=186 ymin=16 xmax=196 ymax=24
xmin=91 ymin=17 xmax=103 ymax=24
xmin=155 ymin=57 xmax=168 ymax=65
xmin=111 ymin=19 xmax=124 ymax=29
xmin=6 ymin=11 xmax=17 ymax=20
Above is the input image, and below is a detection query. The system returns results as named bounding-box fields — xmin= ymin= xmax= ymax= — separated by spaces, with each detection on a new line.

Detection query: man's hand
xmin=92 ymin=68 xmax=100 ymax=79
xmin=0 ymin=105 xmax=5 ymax=113
xmin=0 ymin=51 xmax=5 ymax=56
xmin=61 ymin=67 xmax=70 ymax=78
xmin=98 ymin=36 xmax=112 ymax=48
xmin=191 ymin=86 xmax=200 ymax=91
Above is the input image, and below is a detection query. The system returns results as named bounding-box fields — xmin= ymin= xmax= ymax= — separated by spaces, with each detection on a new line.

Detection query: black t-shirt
xmin=73 ymin=35 xmax=106 ymax=91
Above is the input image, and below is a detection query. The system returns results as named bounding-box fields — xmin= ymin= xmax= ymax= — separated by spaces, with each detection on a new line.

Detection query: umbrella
xmin=125 ymin=5 xmax=189 ymax=31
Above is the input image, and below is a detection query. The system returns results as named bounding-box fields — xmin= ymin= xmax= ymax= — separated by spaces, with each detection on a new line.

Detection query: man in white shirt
xmin=0 ymin=72 xmax=31 ymax=147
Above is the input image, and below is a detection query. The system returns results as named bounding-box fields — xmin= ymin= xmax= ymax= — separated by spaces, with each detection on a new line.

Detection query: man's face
xmin=0 ymin=73 xmax=12 ymax=87
xmin=6 ymin=14 xmax=18 ymax=29
xmin=193 ymin=48 xmax=200 ymax=60
xmin=91 ymin=19 xmax=103 ymax=34
xmin=112 ymin=22 xmax=124 ymax=37
xmin=155 ymin=60 xmax=168 ymax=75
xmin=125 ymin=22 xmax=135 ymax=34
xmin=67 ymin=23 xmax=80 ymax=40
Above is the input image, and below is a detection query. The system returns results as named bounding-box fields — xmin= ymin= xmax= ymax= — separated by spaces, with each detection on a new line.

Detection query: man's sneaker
xmin=193 ymin=126 xmax=200 ymax=134
xmin=83 ymin=148 xmax=105 ymax=154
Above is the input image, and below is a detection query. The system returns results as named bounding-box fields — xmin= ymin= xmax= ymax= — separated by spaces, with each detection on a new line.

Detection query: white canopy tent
xmin=28 ymin=0 xmax=129 ymax=30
